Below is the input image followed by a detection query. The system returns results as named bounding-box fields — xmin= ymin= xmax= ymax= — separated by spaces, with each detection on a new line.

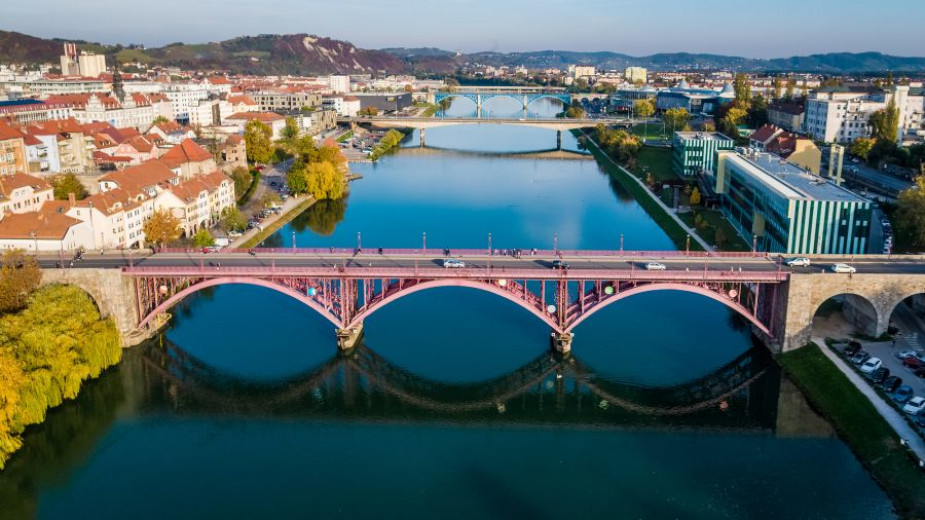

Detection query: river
xmin=0 ymin=100 xmax=897 ymax=519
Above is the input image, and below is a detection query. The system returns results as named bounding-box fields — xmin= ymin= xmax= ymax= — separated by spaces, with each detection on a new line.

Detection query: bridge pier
xmin=337 ymin=323 xmax=364 ymax=351
xmin=551 ymin=332 xmax=573 ymax=355
xmin=419 ymin=128 xmax=426 ymax=148
xmin=476 ymin=94 xmax=482 ymax=119
xmin=556 ymin=130 xmax=562 ymax=150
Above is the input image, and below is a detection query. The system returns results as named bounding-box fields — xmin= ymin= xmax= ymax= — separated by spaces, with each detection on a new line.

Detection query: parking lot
xmin=835 ymin=337 xmax=925 ymax=422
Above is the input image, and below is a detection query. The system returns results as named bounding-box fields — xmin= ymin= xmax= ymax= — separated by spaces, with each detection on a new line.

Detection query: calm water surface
xmin=0 ymin=121 xmax=896 ymax=519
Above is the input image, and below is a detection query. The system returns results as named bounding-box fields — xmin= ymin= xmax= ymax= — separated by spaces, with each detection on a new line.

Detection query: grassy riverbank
xmin=576 ymin=130 xmax=702 ymax=251
xmin=0 ymin=284 xmax=121 ymax=469
xmin=780 ymin=343 xmax=925 ymax=518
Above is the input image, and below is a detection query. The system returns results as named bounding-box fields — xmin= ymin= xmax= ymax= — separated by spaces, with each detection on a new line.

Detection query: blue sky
xmin=5 ymin=0 xmax=925 ymax=57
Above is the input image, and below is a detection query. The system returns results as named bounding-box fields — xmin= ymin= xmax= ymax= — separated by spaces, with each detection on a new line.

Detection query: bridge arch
xmin=812 ymin=292 xmax=882 ymax=339
xmin=565 ymin=283 xmax=772 ymax=336
xmin=345 ymin=279 xmax=559 ymax=332
xmin=525 ymin=94 xmax=570 ymax=107
xmin=138 ymin=277 xmax=344 ymax=330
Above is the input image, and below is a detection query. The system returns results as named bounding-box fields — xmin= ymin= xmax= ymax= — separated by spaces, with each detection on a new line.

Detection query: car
xmin=784 ymin=257 xmax=811 ymax=267
xmin=270 ymin=181 xmax=277 ymax=187
xmin=830 ymin=263 xmax=856 ymax=273
xmin=870 ymin=367 xmax=891 ymax=384
xmin=860 ymin=357 xmax=882 ymax=374
xmin=843 ymin=342 xmax=862 ymax=357
xmin=882 ymin=376 xmax=903 ymax=393
xmin=443 ymin=259 xmax=465 ymax=268
xmin=851 ymin=157 xmax=861 ymax=164
xmin=903 ymin=396 xmax=925 ymax=415
xmin=644 ymin=262 xmax=667 ymax=270
xmin=894 ymin=385 xmax=915 ymax=404
xmin=552 ymin=259 xmax=570 ymax=269
xmin=850 ymin=350 xmax=870 ymax=365
xmin=903 ymin=355 xmax=925 ymax=369
xmin=895 ymin=349 xmax=920 ymax=361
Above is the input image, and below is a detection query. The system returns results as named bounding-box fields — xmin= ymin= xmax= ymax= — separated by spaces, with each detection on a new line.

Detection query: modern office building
xmin=672 ymin=131 xmax=735 ymax=177
xmin=714 ymin=149 xmax=871 ymax=254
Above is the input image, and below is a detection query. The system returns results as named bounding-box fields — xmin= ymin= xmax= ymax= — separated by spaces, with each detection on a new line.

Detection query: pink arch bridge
xmin=127 ymin=262 xmax=787 ymax=352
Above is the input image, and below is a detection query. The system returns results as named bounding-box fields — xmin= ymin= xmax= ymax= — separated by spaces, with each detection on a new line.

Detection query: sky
xmin=5 ymin=0 xmax=925 ymax=58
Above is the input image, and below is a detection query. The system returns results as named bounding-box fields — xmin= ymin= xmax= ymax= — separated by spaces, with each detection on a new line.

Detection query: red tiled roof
xmin=99 ymin=160 xmax=176 ymax=193
xmin=159 ymin=138 xmax=214 ymax=168
xmin=749 ymin=124 xmax=783 ymax=144
xmin=226 ymin=111 xmax=284 ymax=122
xmin=0 ymin=121 xmax=25 ymax=141
xmin=0 ymin=172 xmax=52 ymax=198
xmin=0 ymin=211 xmax=83 ymax=239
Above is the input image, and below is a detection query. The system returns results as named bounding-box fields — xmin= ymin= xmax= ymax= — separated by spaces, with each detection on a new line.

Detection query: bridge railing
xmin=123 ymin=264 xmax=788 ymax=282
xmin=157 ymin=247 xmax=768 ymax=259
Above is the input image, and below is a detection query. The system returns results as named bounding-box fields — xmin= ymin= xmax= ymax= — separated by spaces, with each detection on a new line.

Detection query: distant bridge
xmin=340 ymin=116 xmax=644 ymax=132
xmin=398 ymin=145 xmax=593 ymax=161
xmin=435 ymin=89 xmax=571 ymax=119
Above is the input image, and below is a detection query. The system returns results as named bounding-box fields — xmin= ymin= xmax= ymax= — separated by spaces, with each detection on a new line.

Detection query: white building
xmin=329 ymin=75 xmax=350 ymax=94
xmin=59 ymin=43 xmax=107 ymax=78
xmin=804 ymin=86 xmax=924 ymax=144
xmin=625 ymin=67 xmax=648 ymax=84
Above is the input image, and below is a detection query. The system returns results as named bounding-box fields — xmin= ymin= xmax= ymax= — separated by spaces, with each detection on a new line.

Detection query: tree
xmin=869 ymin=97 xmax=900 ymax=143
xmin=221 ymin=207 xmax=247 ymax=232
xmin=849 ymin=137 xmax=876 ymax=161
xmin=633 ymin=99 xmax=655 ymax=118
xmin=720 ymin=107 xmax=748 ymax=138
xmin=358 ymin=106 xmax=379 ymax=116
xmin=772 ymin=76 xmax=783 ymax=100
xmin=733 ymin=73 xmax=751 ymax=109
xmin=244 ymin=119 xmax=273 ymax=164
xmin=662 ymin=107 xmax=691 ymax=134
xmin=229 ymin=166 xmax=253 ymax=201
xmin=152 ymin=115 xmax=170 ymax=126
xmin=280 ymin=116 xmax=300 ymax=143
xmin=785 ymin=74 xmax=796 ymax=100
xmin=287 ymin=161 xmax=310 ymax=195
xmin=142 ymin=209 xmax=181 ymax=247
xmin=747 ymin=95 xmax=769 ymax=128
xmin=895 ymin=176 xmax=925 ymax=251
xmin=50 ymin=173 xmax=88 ymax=200
xmin=191 ymin=229 xmax=213 ymax=248
xmin=689 ymin=187 xmax=701 ymax=206
xmin=0 ymin=251 xmax=41 ymax=315
xmin=305 ymin=161 xmax=345 ymax=200
xmin=564 ymin=106 xmax=585 ymax=119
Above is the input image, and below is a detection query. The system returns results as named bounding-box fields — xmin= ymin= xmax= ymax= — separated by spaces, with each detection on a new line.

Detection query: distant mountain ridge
xmin=2 ymin=29 xmax=924 ymax=74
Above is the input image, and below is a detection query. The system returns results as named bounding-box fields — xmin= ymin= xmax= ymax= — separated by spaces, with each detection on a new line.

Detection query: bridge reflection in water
xmin=130 ymin=337 xmax=829 ymax=436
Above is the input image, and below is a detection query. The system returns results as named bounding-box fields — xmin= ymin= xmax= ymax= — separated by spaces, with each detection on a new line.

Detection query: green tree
xmin=191 ymin=229 xmax=214 ymax=248
xmin=662 ymin=107 xmax=691 ymax=134
xmin=221 ymin=207 xmax=247 ymax=232
xmin=50 ymin=173 xmax=88 ymax=200
xmin=358 ymin=106 xmax=379 ymax=116
xmin=280 ymin=116 xmax=300 ymax=143
xmin=869 ymin=97 xmax=900 ymax=143
xmin=849 ymin=137 xmax=876 ymax=161
xmin=152 ymin=115 xmax=170 ymax=126
xmin=229 ymin=166 xmax=253 ymax=200
xmin=0 ymin=251 xmax=41 ymax=315
xmin=772 ymin=76 xmax=783 ymax=100
xmin=244 ymin=119 xmax=273 ymax=164
xmin=721 ymin=107 xmax=749 ymax=138
xmin=142 ymin=209 xmax=181 ymax=247
xmin=564 ymin=106 xmax=585 ymax=119
xmin=733 ymin=73 xmax=751 ymax=108
xmin=895 ymin=176 xmax=925 ymax=251
xmin=287 ymin=161 xmax=310 ymax=195
xmin=633 ymin=99 xmax=655 ymax=118
xmin=747 ymin=95 xmax=769 ymax=128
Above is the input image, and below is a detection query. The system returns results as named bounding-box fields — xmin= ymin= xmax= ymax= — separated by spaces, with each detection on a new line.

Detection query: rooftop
xmin=728 ymin=149 xmax=867 ymax=203
xmin=675 ymin=131 xmax=734 ymax=142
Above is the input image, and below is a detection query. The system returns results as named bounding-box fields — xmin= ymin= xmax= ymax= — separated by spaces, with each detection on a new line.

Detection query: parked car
xmin=882 ymin=376 xmax=903 ymax=393
xmin=870 ymin=367 xmax=890 ymax=385
xmin=784 ymin=257 xmax=811 ymax=267
xmin=894 ymin=349 xmax=919 ymax=361
xmin=830 ymin=263 xmax=856 ymax=273
xmin=843 ymin=342 xmax=862 ymax=357
xmin=552 ymin=259 xmax=570 ymax=269
xmin=860 ymin=357 xmax=882 ymax=374
xmin=903 ymin=355 xmax=925 ymax=369
xmin=903 ymin=396 xmax=925 ymax=415
xmin=443 ymin=259 xmax=465 ymax=268
xmin=644 ymin=262 xmax=667 ymax=270
xmin=850 ymin=350 xmax=870 ymax=365
xmin=894 ymin=385 xmax=915 ymax=404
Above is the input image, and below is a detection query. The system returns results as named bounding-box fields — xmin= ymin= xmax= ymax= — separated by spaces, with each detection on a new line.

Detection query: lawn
xmin=780 ymin=343 xmax=925 ymax=518
xmin=679 ymin=209 xmax=750 ymax=252
xmin=630 ymin=122 xmax=669 ymax=141
xmin=628 ymin=146 xmax=678 ymax=183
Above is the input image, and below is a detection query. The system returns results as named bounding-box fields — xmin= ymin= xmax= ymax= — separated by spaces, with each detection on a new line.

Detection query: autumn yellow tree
xmin=0 ymin=250 xmax=41 ymax=314
xmin=689 ymin=187 xmax=702 ymax=206
xmin=306 ymin=161 xmax=345 ymax=200
xmin=143 ymin=209 xmax=181 ymax=247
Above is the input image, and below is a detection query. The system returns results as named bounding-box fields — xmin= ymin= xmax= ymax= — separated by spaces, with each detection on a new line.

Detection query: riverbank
xmin=0 ymin=284 xmax=122 ymax=469
xmin=780 ymin=343 xmax=925 ymax=518
xmin=238 ymin=195 xmax=317 ymax=249
xmin=576 ymin=129 xmax=709 ymax=251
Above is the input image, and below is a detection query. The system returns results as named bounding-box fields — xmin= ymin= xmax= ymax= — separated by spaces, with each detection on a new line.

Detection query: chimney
xmin=68 ymin=192 xmax=76 ymax=207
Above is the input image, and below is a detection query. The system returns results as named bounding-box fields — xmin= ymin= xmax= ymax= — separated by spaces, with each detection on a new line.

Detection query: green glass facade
xmin=672 ymin=132 xmax=735 ymax=177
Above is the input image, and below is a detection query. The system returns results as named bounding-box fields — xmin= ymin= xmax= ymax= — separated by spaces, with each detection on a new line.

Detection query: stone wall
xmin=40 ymin=268 xmax=143 ymax=346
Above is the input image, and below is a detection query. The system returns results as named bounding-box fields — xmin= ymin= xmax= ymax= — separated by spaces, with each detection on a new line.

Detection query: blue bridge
xmin=435 ymin=87 xmax=572 ymax=118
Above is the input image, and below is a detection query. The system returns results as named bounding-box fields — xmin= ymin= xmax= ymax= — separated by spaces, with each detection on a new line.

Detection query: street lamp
xmin=30 ymin=231 xmax=37 ymax=252
xmin=422 ymin=231 xmax=427 ymax=252
xmin=357 ymin=231 xmax=362 ymax=252
xmin=292 ymin=230 xmax=296 ymax=251
xmin=554 ymin=232 xmax=558 ymax=254
xmin=686 ymin=234 xmax=690 ymax=255
xmin=620 ymin=233 xmax=624 ymax=253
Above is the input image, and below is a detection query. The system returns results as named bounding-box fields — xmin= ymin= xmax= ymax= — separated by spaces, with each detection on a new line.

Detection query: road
xmin=35 ymin=251 xmax=925 ymax=276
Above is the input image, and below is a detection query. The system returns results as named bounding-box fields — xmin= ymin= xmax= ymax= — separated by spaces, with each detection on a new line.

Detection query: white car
xmin=903 ymin=396 xmax=925 ymax=415
xmin=860 ymin=357 xmax=882 ymax=374
xmin=644 ymin=262 xmax=667 ymax=270
xmin=784 ymin=257 xmax=811 ymax=267
xmin=443 ymin=259 xmax=465 ymax=268
xmin=830 ymin=263 xmax=856 ymax=273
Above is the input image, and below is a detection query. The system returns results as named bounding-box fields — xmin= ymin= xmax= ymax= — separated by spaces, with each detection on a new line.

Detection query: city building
xmin=220 ymin=135 xmax=247 ymax=173
xmin=0 ymin=100 xmax=75 ymax=124
xmin=159 ymin=138 xmax=218 ymax=179
xmin=624 ymin=67 xmax=648 ymax=84
xmin=656 ymin=81 xmax=736 ymax=115
xmin=59 ymin=43 xmax=107 ymax=78
xmin=672 ymin=131 xmax=735 ymax=177
xmin=749 ymin=124 xmax=822 ymax=174
xmin=804 ymin=88 xmax=884 ymax=143
xmin=23 ymin=119 xmax=95 ymax=173
xmin=570 ymin=65 xmax=596 ymax=79
xmin=354 ymin=93 xmax=413 ymax=113
xmin=0 ymin=122 xmax=28 ymax=175
xmin=714 ymin=148 xmax=871 ymax=254
xmin=0 ymin=171 xmax=53 ymax=215
xmin=329 ymin=75 xmax=350 ymax=94
xmin=0 ymin=209 xmax=90 ymax=252
xmin=767 ymin=101 xmax=805 ymax=133
xmin=322 ymin=96 xmax=360 ymax=116
xmin=224 ymin=112 xmax=287 ymax=139
xmin=251 ymin=91 xmax=321 ymax=113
